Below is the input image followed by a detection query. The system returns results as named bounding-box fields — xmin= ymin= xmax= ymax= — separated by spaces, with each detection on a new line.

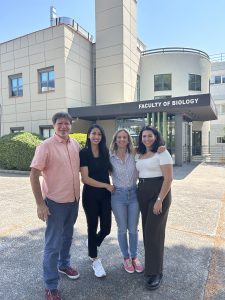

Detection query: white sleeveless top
xmin=136 ymin=150 xmax=173 ymax=178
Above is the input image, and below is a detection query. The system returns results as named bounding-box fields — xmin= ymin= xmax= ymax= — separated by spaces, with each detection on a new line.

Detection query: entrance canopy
xmin=69 ymin=93 xmax=217 ymax=121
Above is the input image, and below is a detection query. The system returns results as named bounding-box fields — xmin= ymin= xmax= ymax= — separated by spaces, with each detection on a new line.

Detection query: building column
xmin=147 ymin=113 xmax=150 ymax=125
xmin=152 ymin=112 xmax=155 ymax=127
xmin=175 ymin=114 xmax=183 ymax=166
xmin=157 ymin=112 xmax=160 ymax=131
xmin=162 ymin=112 xmax=167 ymax=144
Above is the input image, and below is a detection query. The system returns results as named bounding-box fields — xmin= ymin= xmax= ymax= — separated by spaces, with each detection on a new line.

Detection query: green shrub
xmin=0 ymin=132 xmax=43 ymax=171
xmin=69 ymin=133 xmax=87 ymax=149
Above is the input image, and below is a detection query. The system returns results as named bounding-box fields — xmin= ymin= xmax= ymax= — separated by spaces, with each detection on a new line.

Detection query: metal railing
xmin=209 ymin=53 xmax=225 ymax=62
xmin=55 ymin=17 xmax=94 ymax=42
xmin=142 ymin=47 xmax=210 ymax=60
xmin=183 ymin=145 xmax=225 ymax=163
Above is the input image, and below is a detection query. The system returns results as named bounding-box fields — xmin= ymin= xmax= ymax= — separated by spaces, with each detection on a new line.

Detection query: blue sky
xmin=0 ymin=0 xmax=224 ymax=55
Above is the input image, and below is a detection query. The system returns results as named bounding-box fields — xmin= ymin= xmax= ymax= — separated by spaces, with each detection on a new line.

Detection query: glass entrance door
xmin=192 ymin=131 xmax=202 ymax=155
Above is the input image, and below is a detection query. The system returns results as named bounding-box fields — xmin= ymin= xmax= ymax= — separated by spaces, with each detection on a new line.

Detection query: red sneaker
xmin=58 ymin=266 xmax=80 ymax=279
xmin=45 ymin=289 xmax=61 ymax=300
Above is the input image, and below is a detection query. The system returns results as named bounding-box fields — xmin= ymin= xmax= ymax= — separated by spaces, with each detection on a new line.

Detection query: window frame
xmin=216 ymin=136 xmax=225 ymax=144
xmin=188 ymin=74 xmax=201 ymax=91
xmin=8 ymin=73 xmax=23 ymax=97
xmin=39 ymin=125 xmax=54 ymax=138
xmin=38 ymin=66 xmax=55 ymax=93
xmin=154 ymin=74 xmax=172 ymax=92
xmin=10 ymin=127 xmax=24 ymax=133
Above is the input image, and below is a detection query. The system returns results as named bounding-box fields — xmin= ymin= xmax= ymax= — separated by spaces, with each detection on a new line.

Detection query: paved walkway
xmin=0 ymin=163 xmax=225 ymax=300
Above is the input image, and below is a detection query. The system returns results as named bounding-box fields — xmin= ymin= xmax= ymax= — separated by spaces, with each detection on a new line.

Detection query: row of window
xmin=135 ymin=73 xmax=201 ymax=100
xmin=210 ymin=75 xmax=225 ymax=85
xmin=11 ymin=126 xmax=225 ymax=144
xmin=217 ymin=136 xmax=225 ymax=144
xmin=154 ymin=74 xmax=201 ymax=92
xmin=10 ymin=126 xmax=54 ymax=138
xmin=9 ymin=69 xmax=200 ymax=98
xmin=8 ymin=67 xmax=55 ymax=97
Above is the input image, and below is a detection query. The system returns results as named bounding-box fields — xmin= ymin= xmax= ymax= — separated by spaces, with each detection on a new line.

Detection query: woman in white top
xmin=136 ymin=126 xmax=173 ymax=291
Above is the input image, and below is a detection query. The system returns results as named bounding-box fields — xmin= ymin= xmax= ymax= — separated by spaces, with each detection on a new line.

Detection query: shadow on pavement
xmin=1 ymin=227 xmax=225 ymax=300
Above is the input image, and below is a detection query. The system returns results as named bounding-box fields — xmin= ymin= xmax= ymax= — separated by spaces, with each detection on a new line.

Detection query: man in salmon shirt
xmin=30 ymin=112 xmax=80 ymax=300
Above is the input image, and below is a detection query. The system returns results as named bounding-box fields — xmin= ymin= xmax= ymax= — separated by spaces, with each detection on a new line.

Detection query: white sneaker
xmin=92 ymin=259 xmax=106 ymax=278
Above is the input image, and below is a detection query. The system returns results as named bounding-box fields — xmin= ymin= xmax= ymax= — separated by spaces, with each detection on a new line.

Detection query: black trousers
xmin=82 ymin=189 xmax=111 ymax=258
xmin=137 ymin=177 xmax=171 ymax=276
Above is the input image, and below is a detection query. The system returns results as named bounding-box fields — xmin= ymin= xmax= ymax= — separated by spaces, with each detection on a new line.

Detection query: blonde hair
xmin=110 ymin=129 xmax=134 ymax=154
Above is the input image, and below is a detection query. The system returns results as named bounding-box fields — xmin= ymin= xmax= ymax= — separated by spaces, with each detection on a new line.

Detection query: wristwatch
xmin=157 ymin=197 xmax=161 ymax=201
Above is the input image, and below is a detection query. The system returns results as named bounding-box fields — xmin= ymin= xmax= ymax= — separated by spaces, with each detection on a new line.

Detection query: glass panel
xmin=222 ymin=75 xmax=225 ymax=83
xmin=48 ymin=71 xmax=54 ymax=81
xmin=215 ymin=76 xmax=221 ymax=84
xmin=154 ymin=75 xmax=161 ymax=91
xmin=11 ymin=78 xmax=18 ymax=89
xmin=48 ymin=80 xmax=55 ymax=90
xmin=50 ymin=128 xmax=55 ymax=136
xmin=163 ymin=74 xmax=171 ymax=90
xmin=221 ymin=104 xmax=225 ymax=114
xmin=11 ymin=89 xmax=17 ymax=96
xmin=41 ymin=72 xmax=48 ymax=82
xmin=43 ymin=129 xmax=50 ymax=139
xmin=196 ymin=75 xmax=201 ymax=91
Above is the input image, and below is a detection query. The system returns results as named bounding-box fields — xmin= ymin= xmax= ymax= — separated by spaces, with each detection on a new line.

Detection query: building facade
xmin=0 ymin=0 xmax=219 ymax=165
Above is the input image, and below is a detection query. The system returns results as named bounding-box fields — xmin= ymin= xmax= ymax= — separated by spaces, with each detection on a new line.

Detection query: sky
xmin=0 ymin=0 xmax=224 ymax=56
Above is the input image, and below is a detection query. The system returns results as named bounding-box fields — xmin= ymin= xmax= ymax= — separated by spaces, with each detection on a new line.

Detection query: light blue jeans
xmin=111 ymin=186 xmax=140 ymax=258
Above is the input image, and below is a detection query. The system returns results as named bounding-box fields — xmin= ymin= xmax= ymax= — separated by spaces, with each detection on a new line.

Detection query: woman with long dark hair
xmin=80 ymin=124 xmax=114 ymax=278
xmin=136 ymin=126 xmax=173 ymax=290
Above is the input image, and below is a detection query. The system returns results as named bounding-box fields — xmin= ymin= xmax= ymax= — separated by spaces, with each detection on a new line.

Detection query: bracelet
xmin=157 ymin=197 xmax=161 ymax=201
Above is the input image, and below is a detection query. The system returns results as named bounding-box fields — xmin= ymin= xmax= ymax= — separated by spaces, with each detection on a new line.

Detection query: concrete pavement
xmin=0 ymin=162 xmax=225 ymax=300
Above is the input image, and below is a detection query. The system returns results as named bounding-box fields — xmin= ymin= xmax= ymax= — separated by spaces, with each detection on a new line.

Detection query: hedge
xmin=69 ymin=133 xmax=87 ymax=149
xmin=0 ymin=132 xmax=43 ymax=171
xmin=0 ymin=132 xmax=87 ymax=171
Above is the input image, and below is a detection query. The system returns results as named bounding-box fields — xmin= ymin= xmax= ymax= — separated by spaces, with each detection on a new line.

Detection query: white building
xmin=0 ymin=0 xmax=218 ymax=165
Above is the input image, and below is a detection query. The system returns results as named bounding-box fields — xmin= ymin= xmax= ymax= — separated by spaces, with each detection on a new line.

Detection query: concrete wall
xmin=140 ymin=52 xmax=210 ymax=100
xmin=210 ymin=61 xmax=225 ymax=146
xmin=96 ymin=119 xmax=117 ymax=146
xmin=0 ymin=24 xmax=93 ymax=136
xmin=64 ymin=26 xmax=93 ymax=108
xmin=95 ymin=0 xmax=140 ymax=105
xmin=71 ymin=119 xmax=92 ymax=133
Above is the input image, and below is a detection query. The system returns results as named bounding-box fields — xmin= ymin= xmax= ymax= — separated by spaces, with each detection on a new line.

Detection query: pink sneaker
xmin=132 ymin=257 xmax=144 ymax=273
xmin=123 ymin=258 xmax=135 ymax=273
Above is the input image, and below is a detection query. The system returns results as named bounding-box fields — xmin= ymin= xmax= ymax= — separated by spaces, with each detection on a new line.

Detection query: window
xmin=154 ymin=95 xmax=171 ymax=100
xmin=154 ymin=74 xmax=171 ymax=91
xmin=189 ymin=74 xmax=201 ymax=91
xmin=221 ymin=104 xmax=225 ymax=114
xmin=217 ymin=136 xmax=225 ymax=144
xmin=40 ymin=126 xmax=54 ymax=138
xmin=38 ymin=67 xmax=55 ymax=93
xmin=10 ymin=127 xmax=24 ymax=133
xmin=216 ymin=104 xmax=225 ymax=114
xmin=210 ymin=75 xmax=225 ymax=85
xmin=215 ymin=76 xmax=221 ymax=84
xmin=9 ymin=74 xmax=23 ymax=97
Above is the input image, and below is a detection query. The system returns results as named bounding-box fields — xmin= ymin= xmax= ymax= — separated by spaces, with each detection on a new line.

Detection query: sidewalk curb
xmin=0 ymin=169 xmax=29 ymax=175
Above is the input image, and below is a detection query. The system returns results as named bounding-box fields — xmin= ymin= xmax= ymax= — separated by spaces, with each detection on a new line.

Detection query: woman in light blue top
xmin=110 ymin=129 xmax=144 ymax=274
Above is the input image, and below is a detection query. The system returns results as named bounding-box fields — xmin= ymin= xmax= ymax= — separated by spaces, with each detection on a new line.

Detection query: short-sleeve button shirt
xmin=30 ymin=134 xmax=80 ymax=203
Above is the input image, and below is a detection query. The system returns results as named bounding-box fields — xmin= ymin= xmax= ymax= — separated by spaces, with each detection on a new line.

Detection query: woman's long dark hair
xmin=137 ymin=126 xmax=165 ymax=154
xmin=85 ymin=124 xmax=112 ymax=172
